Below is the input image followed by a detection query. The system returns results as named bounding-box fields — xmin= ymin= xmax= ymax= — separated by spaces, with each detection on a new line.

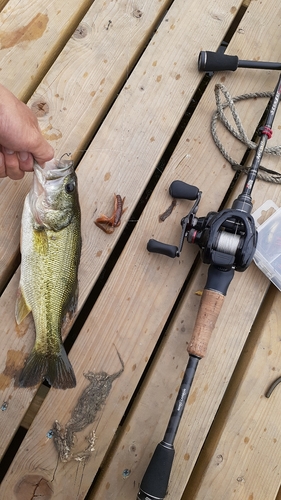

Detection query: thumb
xmin=31 ymin=137 xmax=54 ymax=166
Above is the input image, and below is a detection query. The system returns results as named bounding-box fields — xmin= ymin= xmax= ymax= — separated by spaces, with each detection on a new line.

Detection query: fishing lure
xmin=95 ymin=194 xmax=127 ymax=233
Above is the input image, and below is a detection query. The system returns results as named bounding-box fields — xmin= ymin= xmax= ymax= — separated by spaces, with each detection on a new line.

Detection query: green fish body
xmin=16 ymin=159 xmax=81 ymax=389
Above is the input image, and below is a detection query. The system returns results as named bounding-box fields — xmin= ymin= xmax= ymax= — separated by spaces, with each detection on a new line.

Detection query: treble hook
xmin=265 ymin=377 xmax=281 ymax=398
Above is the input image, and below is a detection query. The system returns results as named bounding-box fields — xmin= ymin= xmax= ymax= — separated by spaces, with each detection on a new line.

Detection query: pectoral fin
xmin=15 ymin=286 xmax=31 ymax=324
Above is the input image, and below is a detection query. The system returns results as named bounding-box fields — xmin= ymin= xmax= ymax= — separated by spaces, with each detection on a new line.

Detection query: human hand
xmin=0 ymin=84 xmax=54 ymax=180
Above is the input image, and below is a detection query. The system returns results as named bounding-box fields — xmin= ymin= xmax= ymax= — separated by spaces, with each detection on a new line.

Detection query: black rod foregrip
xmin=198 ymin=51 xmax=281 ymax=72
xmin=205 ymin=265 xmax=235 ymax=295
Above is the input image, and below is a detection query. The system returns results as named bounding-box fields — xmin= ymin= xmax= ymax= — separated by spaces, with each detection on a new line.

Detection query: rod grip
xmin=198 ymin=51 xmax=238 ymax=72
xmin=137 ymin=441 xmax=174 ymax=500
xmin=188 ymin=289 xmax=224 ymax=358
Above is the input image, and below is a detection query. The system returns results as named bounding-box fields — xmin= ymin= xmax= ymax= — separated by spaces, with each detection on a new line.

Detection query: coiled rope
xmin=211 ymin=84 xmax=281 ymax=183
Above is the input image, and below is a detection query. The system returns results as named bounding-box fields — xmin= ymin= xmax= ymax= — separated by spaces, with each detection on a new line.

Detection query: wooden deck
xmin=1 ymin=0 xmax=281 ymax=498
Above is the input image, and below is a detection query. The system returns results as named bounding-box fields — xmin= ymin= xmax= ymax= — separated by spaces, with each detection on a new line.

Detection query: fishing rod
xmin=198 ymin=50 xmax=281 ymax=72
xmin=137 ymin=73 xmax=281 ymax=500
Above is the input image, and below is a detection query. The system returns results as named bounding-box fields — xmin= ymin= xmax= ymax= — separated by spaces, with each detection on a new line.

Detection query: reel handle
xmin=147 ymin=239 xmax=178 ymax=258
xmin=148 ymin=182 xmax=201 ymax=259
xmin=169 ymin=180 xmax=199 ymax=200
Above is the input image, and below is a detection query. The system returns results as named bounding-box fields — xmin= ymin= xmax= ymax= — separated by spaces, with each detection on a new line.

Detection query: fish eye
xmin=65 ymin=182 xmax=75 ymax=194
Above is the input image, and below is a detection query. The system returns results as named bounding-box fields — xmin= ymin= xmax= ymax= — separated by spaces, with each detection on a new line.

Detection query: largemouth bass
xmin=16 ymin=158 xmax=81 ymax=389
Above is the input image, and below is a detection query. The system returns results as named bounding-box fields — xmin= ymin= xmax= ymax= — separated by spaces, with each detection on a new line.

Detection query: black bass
xmin=16 ymin=158 xmax=81 ymax=389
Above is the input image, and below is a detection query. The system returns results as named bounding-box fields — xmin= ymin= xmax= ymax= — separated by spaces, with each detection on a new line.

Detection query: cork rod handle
xmin=188 ymin=289 xmax=225 ymax=358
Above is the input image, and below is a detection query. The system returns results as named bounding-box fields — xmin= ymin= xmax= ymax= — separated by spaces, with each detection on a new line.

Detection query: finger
xmin=0 ymin=151 xmax=6 ymax=177
xmin=17 ymin=151 xmax=34 ymax=172
xmin=32 ymin=141 xmax=54 ymax=166
xmin=3 ymin=148 xmax=24 ymax=180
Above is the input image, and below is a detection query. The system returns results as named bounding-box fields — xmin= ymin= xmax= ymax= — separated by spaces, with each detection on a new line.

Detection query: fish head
xmin=30 ymin=158 xmax=80 ymax=231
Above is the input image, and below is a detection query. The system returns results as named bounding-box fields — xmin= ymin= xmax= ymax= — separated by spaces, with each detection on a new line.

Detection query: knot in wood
xmin=31 ymin=100 xmax=49 ymax=117
xmin=72 ymin=23 xmax=89 ymax=39
xmin=14 ymin=475 xmax=53 ymax=499
xmin=133 ymin=9 xmax=142 ymax=18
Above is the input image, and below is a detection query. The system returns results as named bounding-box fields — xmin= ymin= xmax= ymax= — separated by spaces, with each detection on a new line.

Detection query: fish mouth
xmin=33 ymin=158 xmax=74 ymax=195
xmin=34 ymin=158 xmax=74 ymax=182
xmin=30 ymin=158 xmax=74 ymax=227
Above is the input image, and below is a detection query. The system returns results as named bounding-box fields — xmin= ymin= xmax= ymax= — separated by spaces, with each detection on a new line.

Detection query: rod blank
xmin=198 ymin=51 xmax=281 ymax=72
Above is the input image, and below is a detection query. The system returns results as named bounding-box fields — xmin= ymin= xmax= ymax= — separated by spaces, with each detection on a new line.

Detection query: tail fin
xmin=19 ymin=345 xmax=76 ymax=389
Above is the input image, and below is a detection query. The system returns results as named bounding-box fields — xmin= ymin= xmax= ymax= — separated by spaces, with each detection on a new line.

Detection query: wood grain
xmin=89 ymin=0 xmax=281 ymax=497
xmin=2 ymin=0 xmax=281 ymax=498
xmin=0 ymin=0 xmax=174 ymax=292
xmin=186 ymin=285 xmax=281 ymax=500
xmin=0 ymin=0 xmax=95 ymax=100
xmin=0 ymin=0 xmax=245 ymax=498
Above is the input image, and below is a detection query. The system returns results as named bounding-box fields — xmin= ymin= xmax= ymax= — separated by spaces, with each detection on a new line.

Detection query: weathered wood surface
xmin=0 ymin=0 xmax=175 ymax=292
xmin=0 ymin=0 xmax=242 ymax=458
xmin=1 ymin=0 xmax=281 ymax=499
xmin=90 ymin=1 xmax=281 ymax=497
xmin=0 ymin=0 xmax=95 ymax=101
xmin=186 ymin=284 xmax=281 ymax=500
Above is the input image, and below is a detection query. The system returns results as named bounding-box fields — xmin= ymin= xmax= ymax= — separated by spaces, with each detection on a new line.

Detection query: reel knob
xmin=147 ymin=239 xmax=178 ymax=258
xmin=169 ymin=180 xmax=199 ymax=200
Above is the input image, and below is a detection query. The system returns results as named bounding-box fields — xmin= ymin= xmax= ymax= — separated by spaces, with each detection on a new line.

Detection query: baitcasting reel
xmin=147 ymin=180 xmax=257 ymax=273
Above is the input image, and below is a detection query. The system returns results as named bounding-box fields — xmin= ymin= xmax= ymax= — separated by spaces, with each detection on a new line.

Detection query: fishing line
xmin=215 ymin=231 xmax=241 ymax=255
xmin=60 ymin=152 xmax=72 ymax=160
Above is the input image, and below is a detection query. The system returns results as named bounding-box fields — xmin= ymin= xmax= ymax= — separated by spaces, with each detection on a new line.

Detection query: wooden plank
xmin=0 ymin=0 xmax=178 ymax=451
xmin=277 ymin=484 xmax=281 ymax=499
xmin=88 ymin=1 xmax=281 ymax=498
xmin=0 ymin=0 xmax=245 ymax=497
xmin=0 ymin=0 xmax=95 ymax=101
xmin=21 ymin=385 xmax=50 ymax=430
xmin=91 ymin=268 xmax=270 ymax=500
xmin=0 ymin=0 xmax=174 ymax=292
xmin=0 ymin=0 xmax=9 ymax=12
xmin=0 ymin=181 xmax=25 ymax=292
xmin=0 ymin=0 xmax=94 ymax=290
xmin=185 ymin=285 xmax=281 ymax=500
